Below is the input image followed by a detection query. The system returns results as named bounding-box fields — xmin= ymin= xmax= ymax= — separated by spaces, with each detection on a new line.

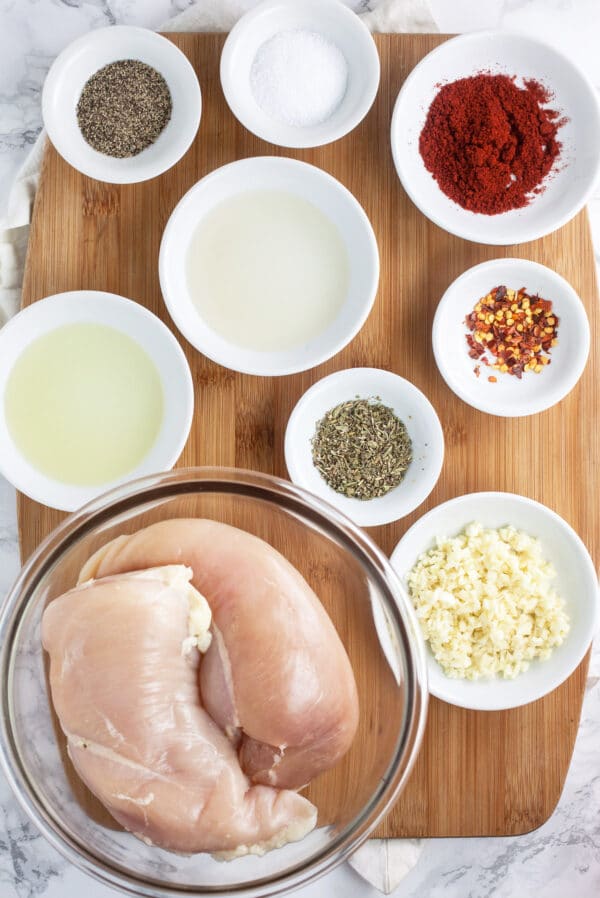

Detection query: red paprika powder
xmin=419 ymin=74 xmax=563 ymax=215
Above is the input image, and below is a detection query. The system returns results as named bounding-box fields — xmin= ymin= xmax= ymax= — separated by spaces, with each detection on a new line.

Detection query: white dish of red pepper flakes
xmin=432 ymin=258 xmax=590 ymax=417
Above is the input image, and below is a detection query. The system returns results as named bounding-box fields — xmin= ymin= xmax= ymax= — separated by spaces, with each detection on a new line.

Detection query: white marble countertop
xmin=0 ymin=1 xmax=599 ymax=896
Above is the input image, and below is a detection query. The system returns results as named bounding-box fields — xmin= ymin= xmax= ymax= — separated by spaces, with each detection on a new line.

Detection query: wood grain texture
xmin=18 ymin=34 xmax=598 ymax=838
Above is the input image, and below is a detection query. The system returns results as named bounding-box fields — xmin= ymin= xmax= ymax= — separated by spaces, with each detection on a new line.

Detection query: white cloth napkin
xmin=0 ymin=135 xmax=44 ymax=325
xmin=0 ymin=1 xmax=436 ymax=892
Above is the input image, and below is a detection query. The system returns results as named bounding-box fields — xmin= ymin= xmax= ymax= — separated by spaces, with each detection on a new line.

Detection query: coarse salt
xmin=250 ymin=29 xmax=348 ymax=128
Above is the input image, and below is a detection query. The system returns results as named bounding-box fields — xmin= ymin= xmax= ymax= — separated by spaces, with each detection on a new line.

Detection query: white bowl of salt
xmin=220 ymin=0 xmax=380 ymax=148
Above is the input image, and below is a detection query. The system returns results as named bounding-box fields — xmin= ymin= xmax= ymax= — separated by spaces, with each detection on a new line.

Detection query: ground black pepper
xmin=77 ymin=59 xmax=172 ymax=158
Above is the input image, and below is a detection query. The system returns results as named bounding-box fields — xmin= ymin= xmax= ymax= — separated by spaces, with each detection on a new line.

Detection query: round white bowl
xmin=159 ymin=156 xmax=379 ymax=376
xmin=390 ymin=492 xmax=599 ymax=711
xmin=0 ymin=291 xmax=194 ymax=512
xmin=432 ymin=258 xmax=590 ymax=417
xmin=220 ymin=0 xmax=380 ymax=149
xmin=391 ymin=31 xmax=600 ymax=245
xmin=42 ymin=26 xmax=201 ymax=184
xmin=285 ymin=368 xmax=444 ymax=527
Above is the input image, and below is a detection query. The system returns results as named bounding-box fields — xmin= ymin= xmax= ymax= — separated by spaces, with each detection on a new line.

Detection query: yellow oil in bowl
xmin=4 ymin=323 xmax=164 ymax=485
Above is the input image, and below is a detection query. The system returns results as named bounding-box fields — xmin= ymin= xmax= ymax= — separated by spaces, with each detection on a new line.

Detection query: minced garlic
xmin=407 ymin=522 xmax=570 ymax=680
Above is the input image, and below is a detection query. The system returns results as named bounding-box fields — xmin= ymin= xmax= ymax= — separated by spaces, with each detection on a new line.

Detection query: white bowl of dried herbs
xmin=285 ymin=367 xmax=445 ymax=527
xmin=42 ymin=26 xmax=201 ymax=184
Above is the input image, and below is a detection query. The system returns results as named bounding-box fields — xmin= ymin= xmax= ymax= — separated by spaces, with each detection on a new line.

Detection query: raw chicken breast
xmin=79 ymin=519 xmax=359 ymax=790
xmin=42 ymin=565 xmax=317 ymax=856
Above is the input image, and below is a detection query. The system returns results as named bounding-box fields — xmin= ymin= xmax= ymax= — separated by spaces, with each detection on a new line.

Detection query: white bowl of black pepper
xmin=42 ymin=26 xmax=201 ymax=184
xmin=285 ymin=368 xmax=445 ymax=528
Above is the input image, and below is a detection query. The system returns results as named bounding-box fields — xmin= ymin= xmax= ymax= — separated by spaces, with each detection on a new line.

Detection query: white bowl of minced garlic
xmin=391 ymin=491 xmax=599 ymax=711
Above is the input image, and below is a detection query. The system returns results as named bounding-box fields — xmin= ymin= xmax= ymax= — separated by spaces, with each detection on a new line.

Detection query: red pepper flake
xmin=464 ymin=285 xmax=559 ymax=379
xmin=488 ymin=375 xmax=497 ymax=383
xmin=474 ymin=365 xmax=481 ymax=378
xmin=419 ymin=74 xmax=565 ymax=215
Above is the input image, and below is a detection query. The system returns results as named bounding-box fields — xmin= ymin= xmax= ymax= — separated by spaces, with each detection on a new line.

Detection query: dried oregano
xmin=311 ymin=397 xmax=413 ymax=500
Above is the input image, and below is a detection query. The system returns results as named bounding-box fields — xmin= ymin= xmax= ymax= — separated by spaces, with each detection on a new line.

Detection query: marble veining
xmin=0 ymin=1 xmax=599 ymax=896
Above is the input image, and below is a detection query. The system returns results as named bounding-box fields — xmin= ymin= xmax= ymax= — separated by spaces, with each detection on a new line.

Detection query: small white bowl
xmin=42 ymin=26 xmax=201 ymax=183
xmin=284 ymin=368 xmax=444 ymax=527
xmin=0 ymin=291 xmax=193 ymax=512
xmin=432 ymin=258 xmax=590 ymax=417
xmin=390 ymin=492 xmax=599 ymax=711
xmin=159 ymin=156 xmax=379 ymax=376
xmin=391 ymin=31 xmax=600 ymax=245
xmin=220 ymin=0 xmax=380 ymax=148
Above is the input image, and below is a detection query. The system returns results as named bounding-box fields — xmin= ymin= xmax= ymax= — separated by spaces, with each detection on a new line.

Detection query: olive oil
xmin=4 ymin=323 xmax=163 ymax=485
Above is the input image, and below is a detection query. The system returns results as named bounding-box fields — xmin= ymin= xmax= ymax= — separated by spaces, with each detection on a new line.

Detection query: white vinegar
xmin=186 ymin=190 xmax=349 ymax=352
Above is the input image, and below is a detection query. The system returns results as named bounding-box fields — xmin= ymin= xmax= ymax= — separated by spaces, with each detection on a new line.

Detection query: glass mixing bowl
xmin=0 ymin=468 xmax=427 ymax=897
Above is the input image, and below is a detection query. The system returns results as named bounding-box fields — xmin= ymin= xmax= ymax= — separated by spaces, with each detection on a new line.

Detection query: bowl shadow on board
xmin=40 ymin=491 xmax=405 ymax=837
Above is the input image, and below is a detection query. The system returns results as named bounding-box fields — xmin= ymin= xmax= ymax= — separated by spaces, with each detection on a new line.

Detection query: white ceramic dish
xmin=159 ymin=156 xmax=379 ymax=376
xmin=432 ymin=258 xmax=590 ymax=417
xmin=390 ymin=492 xmax=599 ymax=711
xmin=0 ymin=291 xmax=194 ymax=512
xmin=42 ymin=26 xmax=201 ymax=184
xmin=220 ymin=0 xmax=380 ymax=149
xmin=391 ymin=31 xmax=600 ymax=245
xmin=284 ymin=368 xmax=444 ymax=527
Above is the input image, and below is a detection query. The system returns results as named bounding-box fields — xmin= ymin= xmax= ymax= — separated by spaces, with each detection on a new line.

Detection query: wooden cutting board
xmin=18 ymin=34 xmax=598 ymax=838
